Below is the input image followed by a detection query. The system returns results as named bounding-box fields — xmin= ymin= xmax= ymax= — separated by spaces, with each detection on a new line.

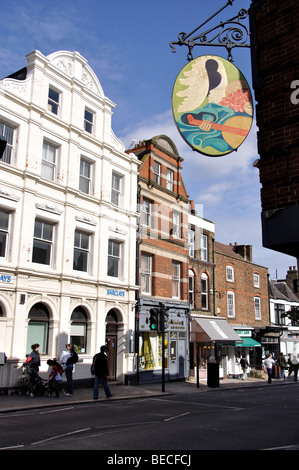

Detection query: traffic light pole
xmin=160 ymin=302 xmax=168 ymax=393
xmin=161 ymin=307 xmax=165 ymax=393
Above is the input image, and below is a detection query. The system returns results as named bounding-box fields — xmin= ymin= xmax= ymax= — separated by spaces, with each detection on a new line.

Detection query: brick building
xmin=214 ymin=241 xmax=269 ymax=374
xmin=128 ymin=135 xmax=190 ymax=383
xmin=251 ymin=0 xmax=299 ymax=261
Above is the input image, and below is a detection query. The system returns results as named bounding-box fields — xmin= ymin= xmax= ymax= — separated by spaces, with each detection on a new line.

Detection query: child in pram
xmin=47 ymin=359 xmax=63 ymax=397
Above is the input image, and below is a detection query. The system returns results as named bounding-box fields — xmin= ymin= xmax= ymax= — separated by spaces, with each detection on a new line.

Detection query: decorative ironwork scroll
xmin=170 ymin=0 xmax=250 ymax=62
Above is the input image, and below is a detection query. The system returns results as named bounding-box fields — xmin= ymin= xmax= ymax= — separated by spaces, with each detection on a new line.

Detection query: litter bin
xmin=207 ymin=362 xmax=219 ymax=388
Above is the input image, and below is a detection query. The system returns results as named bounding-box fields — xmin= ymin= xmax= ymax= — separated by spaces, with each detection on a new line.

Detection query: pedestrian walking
xmin=91 ymin=345 xmax=114 ymax=399
xmin=47 ymin=359 xmax=63 ymax=397
xmin=25 ymin=343 xmax=41 ymax=382
xmin=60 ymin=343 xmax=78 ymax=397
xmin=264 ymin=354 xmax=275 ymax=384
xmin=277 ymin=352 xmax=287 ymax=380
xmin=292 ymin=357 xmax=299 ymax=382
xmin=240 ymin=354 xmax=250 ymax=381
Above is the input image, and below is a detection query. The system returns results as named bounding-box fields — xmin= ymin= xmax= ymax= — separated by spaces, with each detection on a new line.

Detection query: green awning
xmin=236 ymin=337 xmax=261 ymax=348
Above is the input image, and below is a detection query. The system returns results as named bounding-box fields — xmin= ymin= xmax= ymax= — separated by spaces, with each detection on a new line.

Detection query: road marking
xmin=31 ymin=428 xmax=91 ymax=446
xmin=0 ymin=444 xmax=25 ymax=450
xmin=39 ymin=407 xmax=75 ymax=415
xmin=164 ymin=412 xmax=190 ymax=422
xmin=263 ymin=444 xmax=299 ymax=450
xmin=149 ymin=397 xmax=244 ymax=410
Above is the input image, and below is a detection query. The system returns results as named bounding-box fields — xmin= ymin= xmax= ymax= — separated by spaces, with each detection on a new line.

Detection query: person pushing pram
xmin=21 ymin=343 xmax=48 ymax=397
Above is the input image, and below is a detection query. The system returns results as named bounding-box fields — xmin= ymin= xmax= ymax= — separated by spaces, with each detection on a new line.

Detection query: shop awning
xmin=191 ymin=317 xmax=243 ymax=344
xmin=236 ymin=337 xmax=261 ymax=348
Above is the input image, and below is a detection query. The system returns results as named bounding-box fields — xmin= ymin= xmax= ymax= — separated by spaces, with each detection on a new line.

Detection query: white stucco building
xmin=0 ymin=50 xmax=139 ymax=388
xmin=269 ymin=279 xmax=299 ymax=361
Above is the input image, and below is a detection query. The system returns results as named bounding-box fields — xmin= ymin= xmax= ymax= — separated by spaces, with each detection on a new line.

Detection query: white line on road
xmin=164 ymin=412 xmax=190 ymax=422
xmin=149 ymin=397 xmax=245 ymax=410
xmin=39 ymin=407 xmax=75 ymax=415
xmin=31 ymin=428 xmax=91 ymax=446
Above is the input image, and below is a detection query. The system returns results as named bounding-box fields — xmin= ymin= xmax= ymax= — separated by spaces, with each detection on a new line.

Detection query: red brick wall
xmin=254 ymin=0 xmax=299 ymax=212
xmin=215 ymin=244 xmax=269 ymax=327
xmin=135 ymin=137 xmax=190 ymax=302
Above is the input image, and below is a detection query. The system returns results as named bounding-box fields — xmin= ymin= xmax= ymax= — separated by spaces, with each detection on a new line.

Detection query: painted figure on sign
xmin=172 ymin=55 xmax=253 ymax=157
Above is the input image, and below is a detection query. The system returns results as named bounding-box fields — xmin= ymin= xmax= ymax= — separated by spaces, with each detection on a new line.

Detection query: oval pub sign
xmin=172 ymin=55 xmax=253 ymax=157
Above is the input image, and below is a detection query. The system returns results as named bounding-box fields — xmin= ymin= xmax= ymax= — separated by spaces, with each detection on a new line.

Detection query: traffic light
xmin=149 ymin=308 xmax=160 ymax=331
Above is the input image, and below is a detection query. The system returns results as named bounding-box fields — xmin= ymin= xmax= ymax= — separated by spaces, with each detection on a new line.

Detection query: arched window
xmin=70 ymin=307 xmax=87 ymax=353
xmin=26 ymin=303 xmax=49 ymax=355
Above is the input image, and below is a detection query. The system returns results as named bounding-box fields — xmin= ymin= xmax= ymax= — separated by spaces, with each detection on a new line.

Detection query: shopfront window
xmin=139 ymin=332 xmax=168 ymax=370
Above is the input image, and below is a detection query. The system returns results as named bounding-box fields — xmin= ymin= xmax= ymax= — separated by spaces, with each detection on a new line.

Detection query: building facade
xmin=251 ymin=0 xmax=299 ymax=261
xmin=0 ymin=50 xmax=139 ymax=388
xmin=269 ymin=279 xmax=299 ymax=362
xmin=214 ymin=241 xmax=269 ymax=376
xmin=128 ymin=136 xmax=190 ymax=383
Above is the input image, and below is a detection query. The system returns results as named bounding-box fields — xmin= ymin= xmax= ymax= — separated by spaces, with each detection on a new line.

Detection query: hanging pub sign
xmin=172 ymin=55 xmax=253 ymax=157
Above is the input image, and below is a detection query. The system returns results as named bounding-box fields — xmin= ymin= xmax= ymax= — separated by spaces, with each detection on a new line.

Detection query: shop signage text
xmin=107 ymin=289 xmax=125 ymax=297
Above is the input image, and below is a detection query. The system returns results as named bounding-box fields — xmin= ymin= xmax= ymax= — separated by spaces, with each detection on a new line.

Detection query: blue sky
xmin=0 ymin=0 xmax=296 ymax=278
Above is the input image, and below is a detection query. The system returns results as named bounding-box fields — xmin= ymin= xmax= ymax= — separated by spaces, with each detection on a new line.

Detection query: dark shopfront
xmin=136 ymin=297 xmax=190 ymax=384
xmin=256 ymin=326 xmax=286 ymax=363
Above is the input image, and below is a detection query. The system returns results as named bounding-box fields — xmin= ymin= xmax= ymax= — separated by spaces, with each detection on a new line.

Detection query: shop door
xmin=106 ymin=335 xmax=117 ymax=380
xmin=178 ymin=339 xmax=185 ymax=378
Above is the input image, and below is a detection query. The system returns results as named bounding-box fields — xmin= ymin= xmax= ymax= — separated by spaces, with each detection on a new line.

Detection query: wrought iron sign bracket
xmin=170 ymin=0 xmax=251 ymax=63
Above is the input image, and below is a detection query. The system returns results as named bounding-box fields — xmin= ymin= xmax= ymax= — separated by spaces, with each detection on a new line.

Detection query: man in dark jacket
xmin=92 ymin=345 xmax=113 ymax=399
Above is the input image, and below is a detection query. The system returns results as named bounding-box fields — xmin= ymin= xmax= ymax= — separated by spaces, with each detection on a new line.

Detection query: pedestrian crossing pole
xmin=159 ymin=302 xmax=169 ymax=393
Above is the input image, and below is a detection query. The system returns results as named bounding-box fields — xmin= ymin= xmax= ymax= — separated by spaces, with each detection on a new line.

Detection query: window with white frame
xmin=227 ymin=291 xmax=235 ymax=318
xmin=201 ymin=273 xmax=208 ymax=310
xmin=108 ymin=240 xmax=121 ymax=278
xmin=79 ymin=158 xmax=92 ymax=194
xmin=153 ymin=161 xmax=161 ymax=184
xmin=189 ymin=269 xmax=194 ymax=308
xmin=253 ymin=273 xmax=260 ymax=288
xmin=73 ymin=230 xmax=90 ymax=272
xmin=172 ymin=261 xmax=180 ymax=299
xmin=141 ymin=253 xmax=152 ymax=295
xmin=0 ymin=209 xmax=10 ymax=258
xmin=0 ymin=121 xmax=14 ymax=164
xmin=48 ymin=86 xmax=60 ymax=115
xmin=254 ymin=297 xmax=261 ymax=320
xmin=142 ymin=199 xmax=152 ymax=227
xmin=226 ymin=265 xmax=234 ymax=282
xmin=201 ymin=234 xmax=208 ymax=261
xmin=172 ymin=210 xmax=180 ymax=238
xmin=274 ymin=303 xmax=286 ymax=325
xmin=188 ymin=229 xmax=195 ymax=257
xmin=42 ymin=141 xmax=57 ymax=181
xmin=111 ymin=172 xmax=122 ymax=206
xmin=70 ymin=307 xmax=88 ymax=353
xmin=84 ymin=108 xmax=94 ymax=134
xmin=32 ymin=219 xmax=54 ymax=265
xmin=166 ymin=168 xmax=174 ymax=191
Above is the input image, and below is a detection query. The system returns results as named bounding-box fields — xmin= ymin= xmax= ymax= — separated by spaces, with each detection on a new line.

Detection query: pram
xmin=16 ymin=364 xmax=48 ymax=397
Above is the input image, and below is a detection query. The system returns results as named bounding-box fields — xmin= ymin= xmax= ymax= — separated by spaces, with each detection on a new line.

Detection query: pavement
xmin=1 ymin=375 xmax=298 ymax=414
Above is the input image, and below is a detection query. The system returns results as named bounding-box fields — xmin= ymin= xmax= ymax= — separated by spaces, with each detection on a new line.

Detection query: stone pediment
xmin=46 ymin=50 xmax=105 ymax=98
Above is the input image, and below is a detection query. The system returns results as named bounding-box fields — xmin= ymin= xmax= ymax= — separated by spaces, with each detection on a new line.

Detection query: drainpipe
xmin=212 ymin=237 xmax=216 ymax=316
xmin=135 ymin=182 xmax=141 ymax=385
